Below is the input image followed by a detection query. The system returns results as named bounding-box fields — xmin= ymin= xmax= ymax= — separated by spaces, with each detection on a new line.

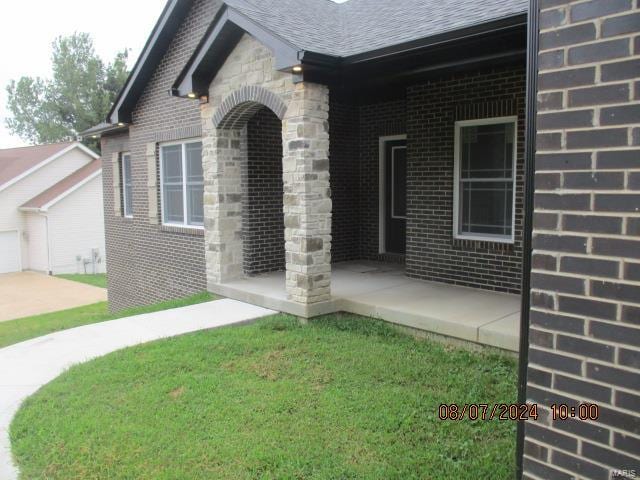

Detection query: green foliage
xmin=11 ymin=314 xmax=518 ymax=479
xmin=5 ymin=32 xmax=128 ymax=146
xmin=0 ymin=292 xmax=214 ymax=349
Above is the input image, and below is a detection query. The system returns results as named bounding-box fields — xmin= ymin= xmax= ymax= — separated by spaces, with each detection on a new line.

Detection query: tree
xmin=5 ymin=32 xmax=128 ymax=146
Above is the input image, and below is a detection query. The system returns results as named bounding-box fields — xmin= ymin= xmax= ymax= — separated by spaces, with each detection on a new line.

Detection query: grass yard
xmin=11 ymin=314 xmax=517 ymax=480
xmin=56 ymin=273 xmax=108 ymax=289
xmin=0 ymin=292 xmax=214 ymax=349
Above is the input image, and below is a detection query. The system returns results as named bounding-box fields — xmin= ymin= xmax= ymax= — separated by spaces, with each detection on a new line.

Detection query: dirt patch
xmin=169 ymin=386 xmax=186 ymax=399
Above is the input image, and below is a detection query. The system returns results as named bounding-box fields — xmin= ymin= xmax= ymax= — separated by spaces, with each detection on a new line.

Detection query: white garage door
xmin=0 ymin=231 xmax=21 ymax=273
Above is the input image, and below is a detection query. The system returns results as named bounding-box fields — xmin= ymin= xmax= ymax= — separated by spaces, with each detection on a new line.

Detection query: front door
xmin=384 ymin=139 xmax=407 ymax=254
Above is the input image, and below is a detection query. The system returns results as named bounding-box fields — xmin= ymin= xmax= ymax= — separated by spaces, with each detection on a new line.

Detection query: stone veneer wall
xmin=202 ymin=34 xmax=332 ymax=304
xmin=523 ymin=0 xmax=640 ymax=478
xmin=102 ymin=0 xmax=220 ymax=312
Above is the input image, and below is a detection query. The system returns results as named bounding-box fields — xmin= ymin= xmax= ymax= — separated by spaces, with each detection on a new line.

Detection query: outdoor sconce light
xmin=292 ymin=65 xmax=303 ymax=73
xmin=187 ymin=92 xmax=198 ymax=99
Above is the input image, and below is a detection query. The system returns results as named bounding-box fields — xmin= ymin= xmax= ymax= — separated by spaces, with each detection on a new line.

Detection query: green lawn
xmin=11 ymin=314 xmax=517 ymax=480
xmin=0 ymin=292 xmax=214 ymax=349
xmin=56 ymin=273 xmax=107 ymax=289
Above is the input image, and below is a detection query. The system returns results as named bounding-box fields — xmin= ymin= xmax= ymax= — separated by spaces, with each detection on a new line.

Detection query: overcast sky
xmin=0 ymin=0 xmax=349 ymax=150
xmin=0 ymin=0 xmax=167 ymax=149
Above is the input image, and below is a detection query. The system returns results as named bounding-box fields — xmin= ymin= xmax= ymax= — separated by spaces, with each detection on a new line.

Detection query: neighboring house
xmin=0 ymin=142 xmax=106 ymax=275
xmin=87 ymin=0 xmax=639 ymax=477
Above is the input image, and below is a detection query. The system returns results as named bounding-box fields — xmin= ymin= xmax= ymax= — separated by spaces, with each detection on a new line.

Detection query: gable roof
xmin=20 ymin=159 xmax=102 ymax=212
xmin=0 ymin=142 xmax=99 ymax=193
xmin=110 ymin=0 xmax=528 ymax=122
xmin=107 ymin=0 xmax=196 ymax=124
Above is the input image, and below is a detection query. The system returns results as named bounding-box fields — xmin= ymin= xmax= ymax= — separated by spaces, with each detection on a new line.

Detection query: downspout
xmin=42 ymin=212 xmax=52 ymax=275
xmin=516 ymin=0 xmax=539 ymax=478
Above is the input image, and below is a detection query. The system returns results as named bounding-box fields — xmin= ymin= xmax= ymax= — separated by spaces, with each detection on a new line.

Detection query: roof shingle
xmin=225 ymin=0 xmax=529 ymax=57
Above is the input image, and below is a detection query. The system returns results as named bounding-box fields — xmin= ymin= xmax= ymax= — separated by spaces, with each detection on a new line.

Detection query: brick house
xmin=87 ymin=0 xmax=639 ymax=477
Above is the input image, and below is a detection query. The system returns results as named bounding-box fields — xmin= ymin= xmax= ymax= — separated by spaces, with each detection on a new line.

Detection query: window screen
xmin=457 ymin=121 xmax=515 ymax=239
xmin=121 ymin=153 xmax=133 ymax=217
xmin=160 ymin=141 xmax=203 ymax=227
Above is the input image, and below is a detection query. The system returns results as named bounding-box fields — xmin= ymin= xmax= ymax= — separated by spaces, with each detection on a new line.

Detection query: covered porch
xmin=210 ymin=261 xmax=520 ymax=352
xmin=185 ymin=25 xmax=527 ymax=355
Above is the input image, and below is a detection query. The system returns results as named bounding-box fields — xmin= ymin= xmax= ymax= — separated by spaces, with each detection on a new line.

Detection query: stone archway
xmin=213 ymin=86 xmax=287 ymax=129
xmin=200 ymin=34 xmax=332 ymax=306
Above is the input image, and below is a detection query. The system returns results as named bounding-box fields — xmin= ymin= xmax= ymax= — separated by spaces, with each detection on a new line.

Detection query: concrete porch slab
xmin=478 ymin=312 xmax=521 ymax=352
xmin=211 ymin=261 xmax=521 ymax=352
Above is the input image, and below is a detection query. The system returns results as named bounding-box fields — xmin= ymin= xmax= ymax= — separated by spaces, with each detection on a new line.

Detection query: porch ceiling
xmin=210 ymin=261 xmax=521 ymax=352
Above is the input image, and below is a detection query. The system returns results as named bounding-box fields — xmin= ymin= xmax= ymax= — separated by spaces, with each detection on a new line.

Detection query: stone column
xmin=203 ymin=103 xmax=246 ymax=288
xmin=282 ymin=82 xmax=332 ymax=304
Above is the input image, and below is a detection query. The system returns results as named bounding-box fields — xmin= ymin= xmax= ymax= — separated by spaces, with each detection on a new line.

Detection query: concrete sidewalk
xmin=0 ymin=298 xmax=275 ymax=480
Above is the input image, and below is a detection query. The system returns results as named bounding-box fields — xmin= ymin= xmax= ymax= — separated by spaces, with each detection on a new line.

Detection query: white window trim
xmin=453 ymin=116 xmax=518 ymax=244
xmin=121 ymin=152 xmax=133 ymax=218
xmin=378 ymin=134 xmax=407 ymax=254
xmin=159 ymin=138 xmax=204 ymax=230
xmin=391 ymin=145 xmax=407 ymax=220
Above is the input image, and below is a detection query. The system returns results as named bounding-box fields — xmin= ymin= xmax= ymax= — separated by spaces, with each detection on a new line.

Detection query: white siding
xmin=0 ymin=147 xmax=94 ymax=269
xmin=24 ymin=213 xmax=48 ymax=272
xmin=47 ymin=175 xmax=106 ymax=274
xmin=0 ymin=230 xmax=21 ymax=273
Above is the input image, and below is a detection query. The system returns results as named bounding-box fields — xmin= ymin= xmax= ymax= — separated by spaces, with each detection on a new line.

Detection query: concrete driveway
xmin=0 ymin=272 xmax=107 ymax=322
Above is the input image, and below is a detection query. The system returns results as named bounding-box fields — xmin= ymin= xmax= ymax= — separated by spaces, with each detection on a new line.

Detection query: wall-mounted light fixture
xmin=117 ymin=122 xmax=126 ymax=127
xmin=292 ymin=65 xmax=303 ymax=74
xmin=187 ymin=92 xmax=198 ymax=99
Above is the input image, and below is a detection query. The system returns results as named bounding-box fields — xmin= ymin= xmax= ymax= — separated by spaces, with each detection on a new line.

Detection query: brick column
xmin=203 ymin=103 xmax=246 ymax=286
xmin=524 ymin=0 xmax=640 ymax=478
xmin=282 ymin=82 xmax=332 ymax=304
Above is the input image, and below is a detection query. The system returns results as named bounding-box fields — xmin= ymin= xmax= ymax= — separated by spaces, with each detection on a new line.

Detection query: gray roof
xmin=225 ymin=0 xmax=528 ymax=58
xmin=80 ymin=122 xmax=128 ymax=137
xmin=107 ymin=0 xmax=528 ymax=126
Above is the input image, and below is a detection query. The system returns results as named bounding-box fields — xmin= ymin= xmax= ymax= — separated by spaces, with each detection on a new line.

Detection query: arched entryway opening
xmin=242 ymin=107 xmax=284 ymax=276
xmin=203 ymin=83 xmax=332 ymax=307
xmin=208 ymin=86 xmax=288 ymax=283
